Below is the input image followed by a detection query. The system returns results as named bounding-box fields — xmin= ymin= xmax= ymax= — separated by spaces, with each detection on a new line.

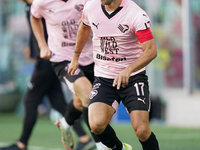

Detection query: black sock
xmin=97 ymin=124 xmax=122 ymax=150
xmin=139 ymin=132 xmax=159 ymax=150
xmin=65 ymin=101 xmax=82 ymax=125
xmin=82 ymin=106 xmax=101 ymax=142
xmin=73 ymin=117 xmax=87 ymax=137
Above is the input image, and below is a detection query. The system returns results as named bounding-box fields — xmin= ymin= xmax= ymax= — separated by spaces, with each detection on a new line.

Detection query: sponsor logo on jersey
xmin=100 ymin=37 xmax=119 ymax=54
xmin=61 ymin=19 xmax=79 ymax=39
xmin=61 ymin=42 xmax=76 ymax=47
xmin=96 ymin=53 xmax=126 ymax=62
xmin=118 ymin=24 xmax=129 ymax=33
xmin=143 ymin=14 xmax=148 ymax=18
xmin=138 ymin=98 xmax=146 ymax=104
xmin=92 ymin=22 xmax=99 ymax=29
xmin=49 ymin=9 xmax=54 ymax=13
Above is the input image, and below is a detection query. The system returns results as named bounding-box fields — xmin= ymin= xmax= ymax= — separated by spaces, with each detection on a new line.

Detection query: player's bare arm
xmin=129 ymin=38 xmax=157 ymax=72
xmin=113 ymin=39 xmax=157 ymax=89
xmin=68 ymin=23 xmax=91 ymax=76
xmin=31 ymin=15 xmax=51 ymax=59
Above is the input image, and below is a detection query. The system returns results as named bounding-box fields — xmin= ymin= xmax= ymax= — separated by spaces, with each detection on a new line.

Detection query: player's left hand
xmin=113 ymin=68 xmax=131 ymax=90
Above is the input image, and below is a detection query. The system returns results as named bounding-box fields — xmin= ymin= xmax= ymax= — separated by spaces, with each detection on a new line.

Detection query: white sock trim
xmin=96 ymin=142 xmax=108 ymax=149
xmin=60 ymin=117 xmax=71 ymax=131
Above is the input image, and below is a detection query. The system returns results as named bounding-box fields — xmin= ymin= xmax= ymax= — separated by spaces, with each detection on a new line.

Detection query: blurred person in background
xmin=30 ymin=0 xmax=108 ymax=149
xmin=0 ymin=0 xmax=96 ymax=150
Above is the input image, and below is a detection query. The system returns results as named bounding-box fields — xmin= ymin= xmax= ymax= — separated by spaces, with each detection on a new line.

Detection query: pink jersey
xmin=31 ymin=0 xmax=93 ymax=66
xmin=82 ymin=0 xmax=152 ymax=79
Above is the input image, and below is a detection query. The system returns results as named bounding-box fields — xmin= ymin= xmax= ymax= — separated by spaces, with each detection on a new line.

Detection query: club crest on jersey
xmin=89 ymin=90 xmax=98 ymax=99
xmin=118 ymin=24 xmax=129 ymax=33
xmin=75 ymin=4 xmax=84 ymax=12
xmin=92 ymin=83 xmax=101 ymax=90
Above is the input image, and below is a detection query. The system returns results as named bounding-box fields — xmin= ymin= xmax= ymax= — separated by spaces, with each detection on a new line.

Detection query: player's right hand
xmin=68 ymin=59 xmax=79 ymax=76
xmin=40 ymin=45 xmax=52 ymax=59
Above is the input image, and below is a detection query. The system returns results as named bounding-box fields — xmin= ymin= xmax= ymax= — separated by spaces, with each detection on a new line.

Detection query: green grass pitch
xmin=0 ymin=113 xmax=200 ymax=150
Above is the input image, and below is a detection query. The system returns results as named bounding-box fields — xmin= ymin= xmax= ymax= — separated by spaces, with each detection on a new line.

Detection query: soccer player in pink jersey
xmin=0 ymin=1 xmax=95 ymax=150
xmin=30 ymin=0 xmax=108 ymax=150
xmin=68 ymin=0 xmax=160 ymax=149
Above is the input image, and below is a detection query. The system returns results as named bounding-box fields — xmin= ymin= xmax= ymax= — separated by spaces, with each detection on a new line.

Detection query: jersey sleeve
xmin=31 ymin=0 xmax=43 ymax=18
xmin=133 ymin=12 xmax=151 ymax=32
xmin=82 ymin=2 xmax=90 ymax=26
xmin=133 ymin=12 xmax=154 ymax=43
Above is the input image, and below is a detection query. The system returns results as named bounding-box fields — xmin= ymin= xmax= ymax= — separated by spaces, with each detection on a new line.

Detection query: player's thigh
xmin=88 ymin=77 xmax=119 ymax=128
xmin=129 ymin=110 xmax=151 ymax=139
xmin=89 ymin=102 xmax=115 ymax=130
xmin=52 ymin=61 xmax=92 ymax=102
xmin=73 ymin=76 xmax=92 ymax=98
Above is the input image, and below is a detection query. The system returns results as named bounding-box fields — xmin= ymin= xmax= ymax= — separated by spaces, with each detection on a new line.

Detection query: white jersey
xmin=82 ymin=0 xmax=152 ymax=78
xmin=31 ymin=0 xmax=93 ymax=66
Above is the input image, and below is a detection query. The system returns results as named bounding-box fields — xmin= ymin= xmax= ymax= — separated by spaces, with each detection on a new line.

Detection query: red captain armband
xmin=136 ymin=28 xmax=154 ymax=43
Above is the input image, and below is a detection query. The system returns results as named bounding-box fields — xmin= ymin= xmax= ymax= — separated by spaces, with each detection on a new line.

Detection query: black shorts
xmin=89 ymin=71 xmax=151 ymax=113
xmin=52 ymin=61 xmax=94 ymax=93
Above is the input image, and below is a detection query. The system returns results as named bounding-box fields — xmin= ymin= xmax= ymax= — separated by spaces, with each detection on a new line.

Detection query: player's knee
xmin=134 ymin=126 xmax=150 ymax=141
xmin=89 ymin=121 xmax=105 ymax=135
xmin=73 ymin=100 xmax=83 ymax=111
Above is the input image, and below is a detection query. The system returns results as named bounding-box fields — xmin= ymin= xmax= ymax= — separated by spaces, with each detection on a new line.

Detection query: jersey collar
xmin=101 ymin=5 xmax=123 ymax=19
xmin=101 ymin=0 xmax=126 ymax=19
